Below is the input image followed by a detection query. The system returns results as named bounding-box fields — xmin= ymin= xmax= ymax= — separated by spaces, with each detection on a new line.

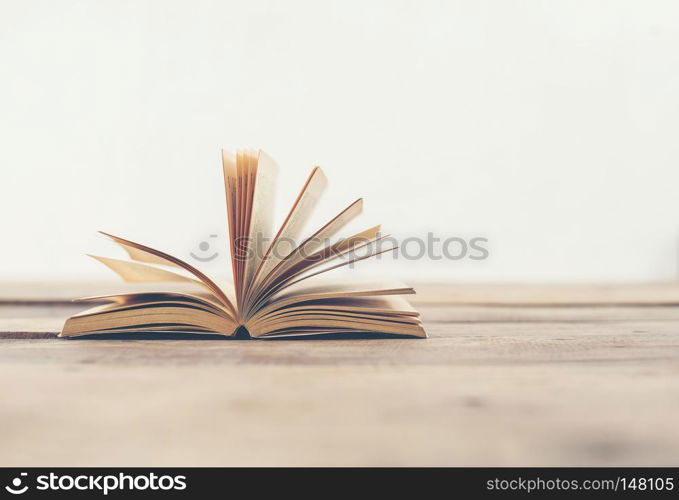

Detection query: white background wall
xmin=2 ymin=0 xmax=679 ymax=282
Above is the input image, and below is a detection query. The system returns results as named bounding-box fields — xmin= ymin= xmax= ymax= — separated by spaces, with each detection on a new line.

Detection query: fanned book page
xmin=61 ymin=149 xmax=426 ymax=339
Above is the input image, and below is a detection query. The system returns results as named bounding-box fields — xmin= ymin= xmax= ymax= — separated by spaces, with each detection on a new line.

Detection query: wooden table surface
xmin=1 ymin=282 xmax=678 ymax=466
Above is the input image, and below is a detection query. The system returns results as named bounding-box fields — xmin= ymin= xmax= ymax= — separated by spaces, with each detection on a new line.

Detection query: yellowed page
xmin=62 ymin=305 xmax=237 ymax=337
xmin=221 ymin=149 xmax=239 ymax=293
xmin=99 ymin=232 xmax=236 ymax=316
xmin=249 ymin=234 xmax=395 ymax=312
xmin=252 ymin=295 xmax=419 ymax=324
xmin=262 ymin=224 xmax=382 ymax=294
xmin=245 ymin=166 xmax=327 ymax=311
xmin=242 ymin=150 xmax=278 ymax=293
xmin=246 ymin=279 xmax=415 ymax=322
xmin=74 ymin=291 xmax=231 ymax=316
xmin=249 ymin=316 xmax=425 ymax=338
xmin=253 ymin=198 xmax=364 ymax=297
xmin=88 ymin=255 xmax=205 ymax=286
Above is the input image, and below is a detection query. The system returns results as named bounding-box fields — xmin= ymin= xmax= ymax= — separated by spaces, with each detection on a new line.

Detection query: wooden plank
xmin=5 ymin=303 xmax=679 ymax=338
xmin=420 ymin=304 xmax=679 ymax=323
xmin=0 ymin=285 xmax=678 ymax=466
xmin=1 ymin=347 xmax=677 ymax=466
xmin=4 ymin=281 xmax=679 ymax=305
xmin=1 ymin=319 xmax=678 ymax=363
xmin=413 ymin=282 xmax=679 ymax=305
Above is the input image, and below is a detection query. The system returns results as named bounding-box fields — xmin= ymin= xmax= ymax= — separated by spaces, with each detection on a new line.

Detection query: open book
xmin=61 ymin=150 xmax=426 ymax=339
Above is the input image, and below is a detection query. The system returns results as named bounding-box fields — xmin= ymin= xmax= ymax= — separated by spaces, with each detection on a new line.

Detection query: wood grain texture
xmin=0 ymin=283 xmax=678 ymax=466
